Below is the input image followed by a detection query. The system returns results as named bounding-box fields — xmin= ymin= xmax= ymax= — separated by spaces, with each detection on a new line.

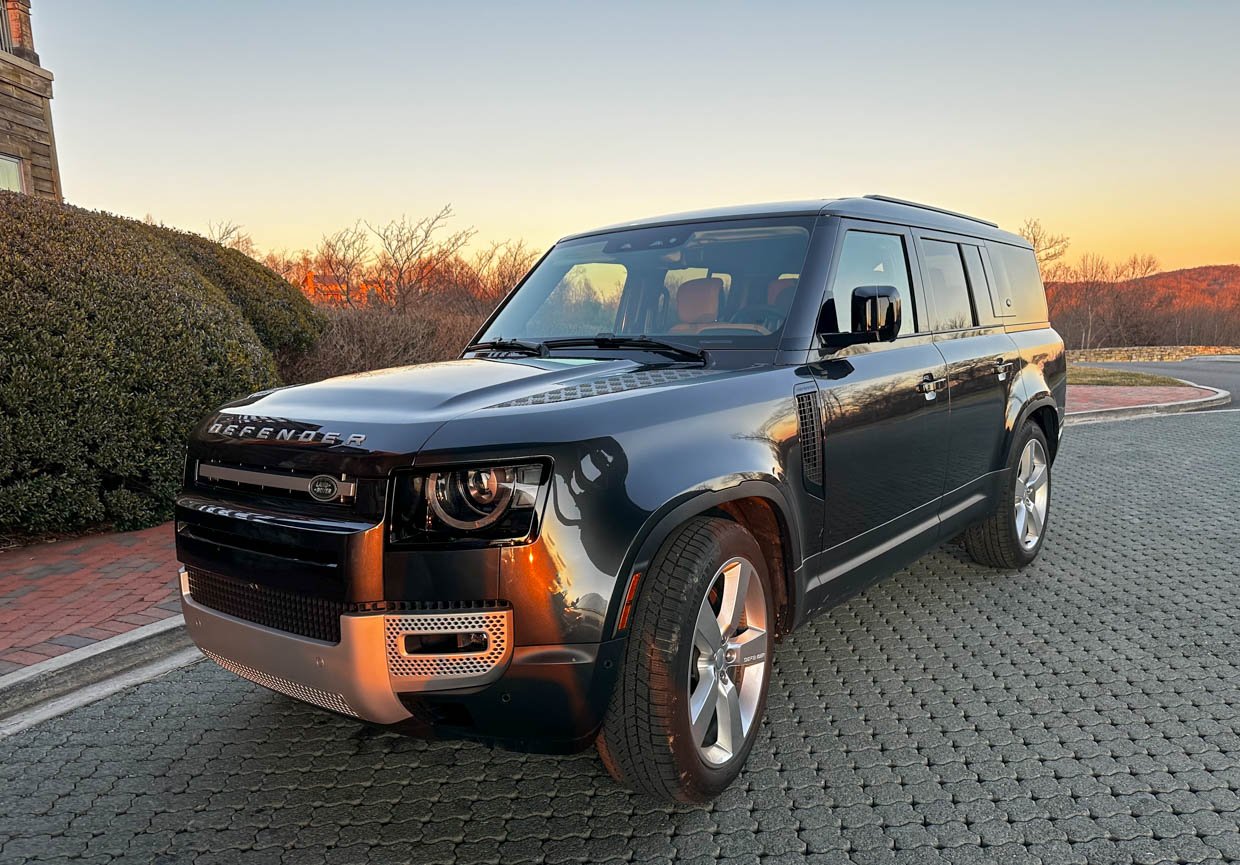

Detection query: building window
xmin=0 ymin=12 xmax=11 ymax=53
xmin=0 ymin=155 xmax=23 ymax=192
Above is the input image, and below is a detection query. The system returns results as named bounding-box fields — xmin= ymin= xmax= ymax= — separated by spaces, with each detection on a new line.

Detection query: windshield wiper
xmin=543 ymin=334 xmax=711 ymax=365
xmin=465 ymin=338 xmax=549 ymax=357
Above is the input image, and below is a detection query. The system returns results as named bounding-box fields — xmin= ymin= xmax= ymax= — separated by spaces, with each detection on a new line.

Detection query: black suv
xmin=177 ymin=196 xmax=1065 ymax=802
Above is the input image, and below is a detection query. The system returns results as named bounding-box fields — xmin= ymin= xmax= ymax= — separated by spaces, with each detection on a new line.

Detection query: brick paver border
xmin=0 ymin=523 xmax=178 ymax=675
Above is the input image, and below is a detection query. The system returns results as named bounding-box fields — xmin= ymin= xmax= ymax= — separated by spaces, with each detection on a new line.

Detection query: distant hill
xmin=1046 ymin=264 xmax=1240 ymax=349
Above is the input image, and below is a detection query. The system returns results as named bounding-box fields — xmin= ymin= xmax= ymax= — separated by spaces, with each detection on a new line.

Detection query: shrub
xmin=0 ymin=192 xmax=289 ymax=536
xmin=279 ymin=300 xmax=487 ymax=384
xmin=148 ymin=225 xmax=324 ymax=354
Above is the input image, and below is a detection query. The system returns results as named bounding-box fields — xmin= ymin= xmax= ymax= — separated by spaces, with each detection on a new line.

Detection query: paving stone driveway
xmin=2 ymin=413 xmax=1238 ymax=865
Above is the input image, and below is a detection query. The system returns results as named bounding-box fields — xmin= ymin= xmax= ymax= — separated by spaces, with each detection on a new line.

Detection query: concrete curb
xmin=1065 ymin=381 xmax=1231 ymax=425
xmin=0 ymin=615 xmax=195 ymax=720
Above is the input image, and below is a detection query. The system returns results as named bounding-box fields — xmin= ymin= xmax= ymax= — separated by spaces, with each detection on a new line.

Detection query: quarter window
xmin=827 ymin=231 xmax=915 ymax=336
xmin=987 ymin=243 xmax=1049 ymax=323
xmin=0 ymin=155 xmax=21 ymax=193
xmin=920 ymin=239 xmax=976 ymax=331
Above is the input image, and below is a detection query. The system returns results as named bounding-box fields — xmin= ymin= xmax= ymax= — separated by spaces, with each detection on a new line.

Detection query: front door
xmin=808 ymin=223 xmax=952 ymax=606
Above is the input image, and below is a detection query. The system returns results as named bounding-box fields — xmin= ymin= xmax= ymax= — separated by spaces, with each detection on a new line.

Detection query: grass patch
xmin=1068 ymin=364 xmax=1186 ymax=387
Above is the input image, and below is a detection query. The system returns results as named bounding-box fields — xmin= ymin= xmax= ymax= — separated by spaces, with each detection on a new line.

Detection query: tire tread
xmin=597 ymin=517 xmax=752 ymax=802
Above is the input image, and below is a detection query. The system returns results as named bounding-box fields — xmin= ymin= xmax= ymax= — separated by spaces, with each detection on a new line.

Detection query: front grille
xmin=186 ymin=568 xmax=345 ymax=643
xmin=195 ymin=461 xmax=356 ymax=506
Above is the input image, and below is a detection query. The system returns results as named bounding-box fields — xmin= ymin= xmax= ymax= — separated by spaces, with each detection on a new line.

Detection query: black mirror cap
xmin=818 ymin=285 xmax=902 ymax=348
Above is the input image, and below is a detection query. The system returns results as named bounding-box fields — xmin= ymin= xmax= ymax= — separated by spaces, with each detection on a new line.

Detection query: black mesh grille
xmin=796 ymin=391 xmax=823 ymax=486
xmin=187 ymin=568 xmax=344 ymax=643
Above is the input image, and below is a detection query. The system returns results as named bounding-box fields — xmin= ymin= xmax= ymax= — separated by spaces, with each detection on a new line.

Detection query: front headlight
xmin=389 ymin=461 xmax=549 ymax=547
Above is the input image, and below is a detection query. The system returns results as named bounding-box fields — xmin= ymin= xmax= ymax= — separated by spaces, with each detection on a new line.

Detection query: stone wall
xmin=1069 ymin=345 xmax=1240 ymax=363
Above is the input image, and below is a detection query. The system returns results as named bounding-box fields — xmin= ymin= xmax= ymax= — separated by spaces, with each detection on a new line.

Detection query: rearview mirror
xmin=820 ymin=285 xmax=902 ymax=348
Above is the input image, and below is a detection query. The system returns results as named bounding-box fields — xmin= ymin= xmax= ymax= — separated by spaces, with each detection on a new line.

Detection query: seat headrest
xmin=767 ymin=278 xmax=798 ymax=306
xmin=677 ymin=277 xmax=724 ymax=323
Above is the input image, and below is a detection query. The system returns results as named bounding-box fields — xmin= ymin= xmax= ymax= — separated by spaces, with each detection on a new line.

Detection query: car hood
xmin=190 ymin=356 xmax=645 ymax=472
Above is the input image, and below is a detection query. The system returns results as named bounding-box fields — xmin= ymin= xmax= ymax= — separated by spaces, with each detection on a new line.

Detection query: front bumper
xmin=181 ymin=569 xmax=626 ymax=751
xmin=180 ymin=569 xmax=512 ymax=724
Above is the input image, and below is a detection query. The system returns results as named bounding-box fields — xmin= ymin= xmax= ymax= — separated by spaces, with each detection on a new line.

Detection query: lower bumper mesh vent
xmin=201 ymin=648 xmax=357 ymax=717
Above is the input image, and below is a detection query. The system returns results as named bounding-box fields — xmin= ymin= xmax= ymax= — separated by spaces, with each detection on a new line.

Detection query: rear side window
xmin=919 ymin=239 xmax=976 ymax=331
xmin=961 ymin=245 xmax=996 ymax=321
xmin=827 ymin=231 xmax=915 ymax=336
xmin=987 ymin=243 xmax=1049 ymax=323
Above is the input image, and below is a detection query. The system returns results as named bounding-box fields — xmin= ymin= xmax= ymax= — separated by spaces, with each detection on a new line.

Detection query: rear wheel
xmin=597 ymin=517 xmax=774 ymax=803
xmin=963 ymin=422 xmax=1052 ymax=568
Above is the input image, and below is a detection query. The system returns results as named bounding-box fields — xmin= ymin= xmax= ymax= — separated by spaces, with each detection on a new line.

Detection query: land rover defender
xmin=177 ymin=196 xmax=1066 ymax=802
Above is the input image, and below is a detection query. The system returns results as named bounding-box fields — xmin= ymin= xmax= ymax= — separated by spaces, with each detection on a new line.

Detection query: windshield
xmin=480 ymin=217 xmax=814 ymax=349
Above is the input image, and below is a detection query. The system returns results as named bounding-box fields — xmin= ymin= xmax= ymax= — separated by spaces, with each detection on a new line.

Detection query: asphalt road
xmin=2 ymin=412 xmax=1239 ymax=865
xmin=1083 ymin=358 xmax=1240 ymax=411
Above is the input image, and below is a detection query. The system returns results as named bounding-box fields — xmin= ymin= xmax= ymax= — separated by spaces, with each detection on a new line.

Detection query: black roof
xmin=561 ymin=195 xmax=1030 ymax=248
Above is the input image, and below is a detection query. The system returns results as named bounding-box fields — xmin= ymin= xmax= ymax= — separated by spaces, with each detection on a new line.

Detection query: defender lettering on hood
xmin=206 ymin=415 xmax=366 ymax=446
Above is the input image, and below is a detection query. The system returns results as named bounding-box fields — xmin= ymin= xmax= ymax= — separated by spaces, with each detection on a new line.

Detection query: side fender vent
xmin=795 ymin=390 xmax=823 ymax=487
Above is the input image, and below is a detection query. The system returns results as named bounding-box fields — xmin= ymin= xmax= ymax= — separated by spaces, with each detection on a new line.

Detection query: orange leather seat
xmin=670 ymin=277 xmax=724 ymax=333
xmin=767 ymin=277 xmax=798 ymax=306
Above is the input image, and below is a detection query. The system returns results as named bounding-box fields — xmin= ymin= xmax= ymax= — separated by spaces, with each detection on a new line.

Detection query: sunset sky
xmin=38 ymin=1 xmax=1240 ymax=270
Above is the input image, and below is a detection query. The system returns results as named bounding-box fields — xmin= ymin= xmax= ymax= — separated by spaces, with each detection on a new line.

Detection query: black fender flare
xmin=602 ymin=478 xmax=803 ymax=638
xmin=1007 ymin=393 xmax=1063 ymax=466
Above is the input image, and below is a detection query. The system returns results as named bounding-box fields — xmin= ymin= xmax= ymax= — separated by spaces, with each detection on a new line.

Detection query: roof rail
xmin=862 ymin=195 xmax=999 ymax=228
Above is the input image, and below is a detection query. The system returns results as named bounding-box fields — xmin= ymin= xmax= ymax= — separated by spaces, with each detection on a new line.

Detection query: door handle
xmin=993 ymin=358 xmax=1015 ymax=381
xmin=916 ymin=372 xmax=947 ymax=400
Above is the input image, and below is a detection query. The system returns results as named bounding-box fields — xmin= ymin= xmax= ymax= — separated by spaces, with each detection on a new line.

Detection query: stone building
xmin=0 ymin=0 xmax=60 ymax=198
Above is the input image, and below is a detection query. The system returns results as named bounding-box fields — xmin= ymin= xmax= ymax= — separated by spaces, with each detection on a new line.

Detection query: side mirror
xmin=820 ymin=285 xmax=902 ymax=348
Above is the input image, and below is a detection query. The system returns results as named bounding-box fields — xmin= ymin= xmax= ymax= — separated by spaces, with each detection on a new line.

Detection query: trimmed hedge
xmin=148 ymin=226 xmax=323 ymax=354
xmin=0 ymin=192 xmax=322 ymax=536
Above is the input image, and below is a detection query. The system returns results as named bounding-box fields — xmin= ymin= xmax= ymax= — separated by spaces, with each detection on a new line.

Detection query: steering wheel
xmin=729 ymin=305 xmax=786 ymax=332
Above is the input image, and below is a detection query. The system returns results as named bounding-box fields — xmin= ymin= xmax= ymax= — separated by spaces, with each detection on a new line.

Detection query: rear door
xmin=808 ymin=221 xmax=952 ymax=606
xmin=911 ymin=232 xmax=1022 ymax=519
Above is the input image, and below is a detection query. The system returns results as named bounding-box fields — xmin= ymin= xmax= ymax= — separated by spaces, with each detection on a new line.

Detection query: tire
xmin=962 ymin=422 xmax=1052 ymax=569
xmin=597 ymin=516 xmax=775 ymax=803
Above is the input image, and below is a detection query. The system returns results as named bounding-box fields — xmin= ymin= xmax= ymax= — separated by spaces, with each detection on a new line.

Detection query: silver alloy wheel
xmin=1014 ymin=438 xmax=1050 ymax=550
xmin=687 ymin=555 xmax=769 ymax=767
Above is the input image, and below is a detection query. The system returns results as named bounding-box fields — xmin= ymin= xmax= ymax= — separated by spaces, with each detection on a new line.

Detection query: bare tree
xmin=470 ymin=239 xmax=540 ymax=301
xmin=261 ymin=248 xmax=314 ymax=285
xmin=206 ymin=220 xmax=257 ymax=256
xmin=1018 ymin=218 xmax=1071 ymax=280
xmin=316 ymin=223 xmax=372 ymax=308
xmin=367 ymin=206 xmax=475 ymax=308
xmin=1113 ymin=254 xmax=1160 ymax=282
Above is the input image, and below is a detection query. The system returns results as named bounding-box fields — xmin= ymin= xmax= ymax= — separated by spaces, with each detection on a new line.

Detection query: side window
xmin=828 ymin=231 xmax=915 ymax=336
xmin=962 ymin=245 xmax=999 ymax=321
xmin=987 ymin=243 xmax=1049 ymax=323
xmin=920 ymin=239 xmax=976 ymax=332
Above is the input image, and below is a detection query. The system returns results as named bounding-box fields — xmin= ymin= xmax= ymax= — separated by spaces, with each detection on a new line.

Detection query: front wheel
xmin=597 ymin=517 xmax=774 ymax=803
xmin=963 ymin=422 xmax=1052 ymax=568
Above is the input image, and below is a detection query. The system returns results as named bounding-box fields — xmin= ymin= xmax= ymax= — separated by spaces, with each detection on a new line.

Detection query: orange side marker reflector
xmin=617 ymin=572 xmax=642 ymax=632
